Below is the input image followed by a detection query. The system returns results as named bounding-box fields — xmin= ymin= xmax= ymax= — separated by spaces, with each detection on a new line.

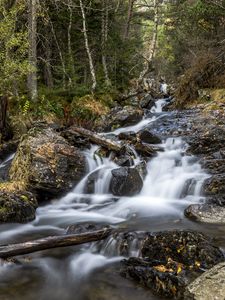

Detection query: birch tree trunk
xmin=28 ymin=0 xmax=38 ymax=102
xmin=138 ymin=0 xmax=159 ymax=84
xmin=102 ymin=0 xmax=111 ymax=86
xmin=123 ymin=0 xmax=135 ymax=40
xmin=79 ymin=0 xmax=97 ymax=91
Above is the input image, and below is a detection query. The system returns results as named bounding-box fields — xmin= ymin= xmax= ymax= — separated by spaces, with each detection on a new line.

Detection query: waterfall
xmin=0 ymin=99 xmax=210 ymax=300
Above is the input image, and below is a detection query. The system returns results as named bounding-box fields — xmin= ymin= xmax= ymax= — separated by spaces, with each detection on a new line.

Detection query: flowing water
xmin=0 ymin=99 xmax=222 ymax=300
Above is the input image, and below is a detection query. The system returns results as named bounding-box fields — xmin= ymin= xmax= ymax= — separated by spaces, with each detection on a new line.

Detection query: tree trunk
xmin=123 ymin=0 xmax=135 ymax=40
xmin=138 ymin=0 xmax=159 ymax=84
xmin=43 ymin=32 xmax=54 ymax=89
xmin=79 ymin=0 xmax=97 ymax=91
xmin=28 ymin=0 xmax=38 ymax=102
xmin=0 ymin=96 xmax=8 ymax=143
xmin=67 ymin=0 xmax=75 ymax=87
xmin=0 ymin=227 xmax=112 ymax=259
xmin=102 ymin=0 xmax=111 ymax=86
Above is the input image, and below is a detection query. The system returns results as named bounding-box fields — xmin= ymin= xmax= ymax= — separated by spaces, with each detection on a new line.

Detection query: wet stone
xmin=185 ymin=204 xmax=225 ymax=224
xmin=121 ymin=230 xmax=224 ymax=299
xmin=202 ymin=174 xmax=225 ymax=196
xmin=0 ymin=191 xmax=37 ymax=223
xmin=185 ymin=262 xmax=225 ymax=300
xmin=138 ymin=129 xmax=161 ymax=144
xmin=110 ymin=167 xmax=143 ymax=197
xmin=66 ymin=223 xmax=110 ymax=235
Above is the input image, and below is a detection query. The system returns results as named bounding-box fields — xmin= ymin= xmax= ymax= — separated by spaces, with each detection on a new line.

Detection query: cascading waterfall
xmin=0 ymin=98 xmax=210 ymax=300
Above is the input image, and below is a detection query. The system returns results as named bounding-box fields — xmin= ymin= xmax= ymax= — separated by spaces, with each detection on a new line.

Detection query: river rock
xmin=200 ymin=158 xmax=225 ymax=174
xmin=185 ymin=204 xmax=225 ymax=224
xmin=135 ymin=161 xmax=148 ymax=179
xmin=67 ymin=223 xmax=109 ymax=235
xmin=140 ymin=230 xmax=224 ymax=269
xmin=113 ymin=144 xmax=135 ymax=167
xmin=138 ymin=129 xmax=161 ymax=144
xmin=0 ymin=191 xmax=37 ymax=223
xmin=99 ymin=106 xmax=144 ymax=132
xmin=9 ymin=127 xmax=86 ymax=198
xmin=121 ymin=230 xmax=224 ymax=299
xmin=202 ymin=174 xmax=225 ymax=196
xmin=184 ymin=262 xmax=225 ymax=300
xmin=114 ymin=155 xmax=134 ymax=167
xmin=188 ymin=126 xmax=225 ymax=155
xmin=139 ymin=94 xmax=155 ymax=109
xmin=110 ymin=167 xmax=143 ymax=196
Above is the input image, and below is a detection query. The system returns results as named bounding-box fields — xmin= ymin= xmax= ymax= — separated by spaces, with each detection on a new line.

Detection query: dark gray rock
xmin=99 ymin=106 xmax=144 ymax=132
xmin=114 ymin=155 xmax=134 ymax=167
xmin=139 ymin=94 xmax=155 ymax=109
xmin=138 ymin=129 xmax=161 ymax=144
xmin=110 ymin=167 xmax=143 ymax=196
xmin=135 ymin=161 xmax=148 ymax=180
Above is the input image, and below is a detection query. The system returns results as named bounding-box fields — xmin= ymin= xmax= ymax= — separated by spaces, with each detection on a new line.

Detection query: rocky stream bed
xmin=0 ymin=96 xmax=225 ymax=300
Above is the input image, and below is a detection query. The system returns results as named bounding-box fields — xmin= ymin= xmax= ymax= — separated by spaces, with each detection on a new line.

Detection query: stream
xmin=0 ymin=100 xmax=224 ymax=300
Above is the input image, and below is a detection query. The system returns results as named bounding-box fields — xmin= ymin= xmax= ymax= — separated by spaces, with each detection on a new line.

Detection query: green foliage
xmin=0 ymin=0 xmax=30 ymax=94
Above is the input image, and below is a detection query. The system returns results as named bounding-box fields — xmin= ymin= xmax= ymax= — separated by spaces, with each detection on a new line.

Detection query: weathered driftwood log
xmin=70 ymin=126 xmax=161 ymax=157
xmin=70 ymin=126 xmax=122 ymax=152
xmin=0 ymin=227 xmax=112 ymax=259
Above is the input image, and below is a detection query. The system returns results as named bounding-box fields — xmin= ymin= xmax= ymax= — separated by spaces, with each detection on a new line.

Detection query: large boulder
xmin=110 ymin=167 xmax=143 ymax=196
xmin=98 ymin=106 xmax=144 ymax=132
xmin=185 ymin=262 xmax=225 ymax=300
xmin=0 ymin=191 xmax=37 ymax=223
xmin=9 ymin=128 xmax=87 ymax=198
xmin=188 ymin=126 xmax=225 ymax=156
xmin=140 ymin=230 xmax=224 ymax=269
xmin=121 ymin=230 xmax=224 ymax=299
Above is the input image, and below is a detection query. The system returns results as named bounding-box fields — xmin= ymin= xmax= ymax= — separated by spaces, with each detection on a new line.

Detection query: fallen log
xmin=0 ymin=227 xmax=112 ymax=259
xmin=70 ymin=126 xmax=122 ymax=152
xmin=70 ymin=126 xmax=162 ymax=157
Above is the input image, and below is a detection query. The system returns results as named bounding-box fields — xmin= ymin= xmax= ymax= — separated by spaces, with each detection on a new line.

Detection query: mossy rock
xmin=0 ymin=191 xmax=37 ymax=223
xmin=9 ymin=127 xmax=86 ymax=199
